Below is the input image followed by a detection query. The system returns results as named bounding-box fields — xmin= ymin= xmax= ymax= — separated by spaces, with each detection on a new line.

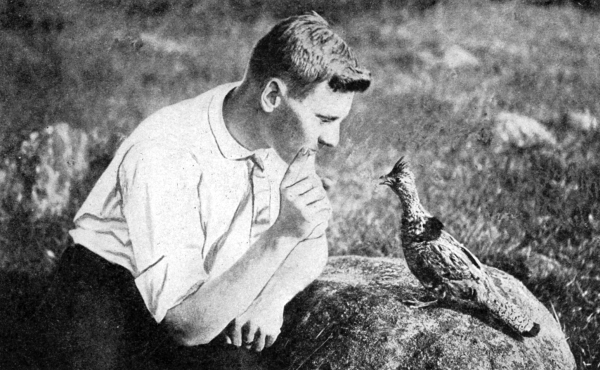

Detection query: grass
xmin=1 ymin=0 xmax=599 ymax=368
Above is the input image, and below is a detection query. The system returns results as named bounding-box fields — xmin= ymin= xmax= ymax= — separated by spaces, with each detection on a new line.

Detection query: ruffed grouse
xmin=380 ymin=157 xmax=540 ymax=337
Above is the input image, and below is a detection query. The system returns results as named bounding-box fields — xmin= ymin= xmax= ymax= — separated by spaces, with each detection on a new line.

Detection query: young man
xmin=40 ymin=12 xmax=370 ymax=369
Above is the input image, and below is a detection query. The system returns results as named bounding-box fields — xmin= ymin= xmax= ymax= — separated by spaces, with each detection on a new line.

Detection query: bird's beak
xmin=379 ymin=175 xmax=392 ymax=186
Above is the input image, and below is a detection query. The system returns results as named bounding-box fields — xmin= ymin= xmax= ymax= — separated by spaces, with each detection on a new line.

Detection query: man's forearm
xmin=164 ymin=225 xmax=300 ymax=346
xmin=253 ymin=234 xmax=329 ymax=309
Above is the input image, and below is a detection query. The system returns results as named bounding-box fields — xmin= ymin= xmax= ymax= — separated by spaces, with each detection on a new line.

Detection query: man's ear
xmin=260 ymin=78 xmax=287 ymax=113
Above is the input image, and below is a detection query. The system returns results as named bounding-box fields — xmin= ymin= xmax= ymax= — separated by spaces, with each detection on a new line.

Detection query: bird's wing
xmin=442 ymin=231 xmax=483 ymax=269
xmin=424 ymin=231 xmax=484 ymax=281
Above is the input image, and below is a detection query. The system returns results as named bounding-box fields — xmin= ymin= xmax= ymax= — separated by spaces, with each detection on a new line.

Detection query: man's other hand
xmin=223 ymin=298 xmax=284 ymax=352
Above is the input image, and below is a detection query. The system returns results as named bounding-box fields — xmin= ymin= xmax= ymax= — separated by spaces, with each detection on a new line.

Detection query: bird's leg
xmin=403 ymin=287 xmax=446 ymax=309
xmin=403 ymin=297 xmax=439 ymax=308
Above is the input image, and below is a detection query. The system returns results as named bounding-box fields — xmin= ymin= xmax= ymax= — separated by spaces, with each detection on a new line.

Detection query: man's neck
xmin=222 ymin=81 xmax=267 ymax=152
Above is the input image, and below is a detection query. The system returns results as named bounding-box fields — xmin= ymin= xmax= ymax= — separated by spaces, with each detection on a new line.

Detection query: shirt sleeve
xmin=118 ymin=140 xmax=207 ymax=323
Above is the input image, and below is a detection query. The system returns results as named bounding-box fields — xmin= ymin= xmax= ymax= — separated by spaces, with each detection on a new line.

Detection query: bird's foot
xmin=403 ymin=298 xmax=439 ymax=309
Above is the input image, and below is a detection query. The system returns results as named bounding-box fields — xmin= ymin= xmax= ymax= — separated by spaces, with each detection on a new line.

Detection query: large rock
xmin=565 ymin=109 xmax=598 ymax=132
xmin=442 ymin=45 xmax=480 ymax=69
xmin=21 ymin=123 xmax=89 ymax=218
xmin=258 ymin=256 xmax=575 ymax=370
xmin=493 ymin=112 xmax=557 ymax=151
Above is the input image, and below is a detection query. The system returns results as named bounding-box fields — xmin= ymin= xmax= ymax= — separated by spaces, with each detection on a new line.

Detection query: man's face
xmin=266 ymin=81 xmax=355 ymax=164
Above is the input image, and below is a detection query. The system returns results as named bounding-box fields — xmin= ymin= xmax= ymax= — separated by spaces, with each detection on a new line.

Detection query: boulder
xmin=442 ymin=45 xmax=480 ymax=69
xmin=517 ymin=251 xmax=576 ymax=282
xmin=565 ymin=109 xmax=598 ymax=132
xmin=493 ymin=112 xmax=557 ymax=151
xmin=23 ymin=123 xmax=89 ymax=218
xmin=257 ymin=256 xmax=575 ymax=370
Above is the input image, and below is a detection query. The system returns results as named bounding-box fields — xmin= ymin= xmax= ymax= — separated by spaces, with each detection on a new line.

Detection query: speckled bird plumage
xmin=380 ymin=157 xmax=540 ymax=337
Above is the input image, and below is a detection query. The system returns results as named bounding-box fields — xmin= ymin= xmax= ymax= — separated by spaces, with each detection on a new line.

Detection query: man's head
xmin=244 ymin=13 xmax=371 ymax=164
xmin=247 ymin=12 xmax=371 ymax=99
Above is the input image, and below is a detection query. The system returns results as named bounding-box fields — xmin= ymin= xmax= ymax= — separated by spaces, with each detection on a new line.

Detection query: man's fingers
xmin=298 ymin=177 xmax=326 ymax=201
xmin=282 ymin=148 xmax=311 ymax=186
xmin=304 ymin=193 xmax=331 ymax=215
xmin=253 ymin=331 xmax=266 ymax=352
xmin=231 ymin=322 xmax=242 ymax=347
xmin=242 ymin=322 xmax=257 ymax=348
xmin=285 ymin=176 xmax=313 ymax=193
xmin=304 ymin=191 xmax=328 ymax=207
xmin=298 ymin=175 xmax=325 ymax=194
xmin=306 ymin=221 xmax=329 ymax=239
xmin=264 ymin=334 xmax=278 ymax=349
xmin=305 ymin=220 xmax=329 ymax=240
xmin=316 ymin=201 xmax=332 ymax=215
xmin=286 ymin=176 xmax=324 ymax=199
xmin=305 ymin=208 xmax=331 ymax=239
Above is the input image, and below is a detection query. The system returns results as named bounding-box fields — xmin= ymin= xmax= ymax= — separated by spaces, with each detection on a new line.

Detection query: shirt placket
xmin=248 ymin=155 xmax=271 ymax=246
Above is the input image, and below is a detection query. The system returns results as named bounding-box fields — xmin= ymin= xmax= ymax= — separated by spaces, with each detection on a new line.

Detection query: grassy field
xmin=1 ymin=0 xmax=599 ymax=368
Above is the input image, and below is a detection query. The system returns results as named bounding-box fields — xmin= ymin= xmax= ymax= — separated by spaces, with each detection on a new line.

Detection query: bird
xmin=379 ymin=157 xmax=540 ymax=337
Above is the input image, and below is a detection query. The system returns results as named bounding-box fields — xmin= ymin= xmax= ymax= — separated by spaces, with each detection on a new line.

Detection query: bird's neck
xmin=394 ymin=185 xmax=430 ymax=238
xmin=397 ymin=185 xmax=428 ymax=219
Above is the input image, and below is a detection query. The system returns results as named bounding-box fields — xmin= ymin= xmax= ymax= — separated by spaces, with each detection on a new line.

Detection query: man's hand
xmin=223 ymin=297 xmax=284 ymax=352
xmin=275 ymin=148 xmax=332 ymax=241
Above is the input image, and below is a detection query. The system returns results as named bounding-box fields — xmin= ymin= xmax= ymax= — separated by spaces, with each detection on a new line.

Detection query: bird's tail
xmin=479 ymin=285 xmax=540 ymax=337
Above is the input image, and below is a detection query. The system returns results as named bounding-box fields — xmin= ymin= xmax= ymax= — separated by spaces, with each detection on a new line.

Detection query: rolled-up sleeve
xmin=118 ymin=141 xmax=207 ymax=323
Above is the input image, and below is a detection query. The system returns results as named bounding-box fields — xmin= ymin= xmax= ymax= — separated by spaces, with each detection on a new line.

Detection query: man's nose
xmin=318 ymin=122 xmax=340 ymax=148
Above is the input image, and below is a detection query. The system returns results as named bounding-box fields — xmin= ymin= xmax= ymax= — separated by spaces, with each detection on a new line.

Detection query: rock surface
xmin=256 ymin=256 xmax=575 ymax=370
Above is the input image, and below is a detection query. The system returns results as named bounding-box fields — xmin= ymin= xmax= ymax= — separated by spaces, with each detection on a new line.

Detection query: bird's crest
xmin=380 ymin=156 xmax=414 ymax=189
xmin=388 ymin=156 xmax=409 ymax=177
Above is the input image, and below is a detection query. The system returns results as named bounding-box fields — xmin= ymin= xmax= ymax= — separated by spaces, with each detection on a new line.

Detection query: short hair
xmin=247 ymin=12 xmax=371 ymax=99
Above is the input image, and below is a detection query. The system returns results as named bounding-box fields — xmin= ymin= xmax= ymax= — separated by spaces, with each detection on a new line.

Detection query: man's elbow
xmin=175 ymin=330 xmax=215 ymax=347
xmin=162 ymin=311 xmax=219 ymax=347
xmin=179 ymin=334 xmax=214 ymax=347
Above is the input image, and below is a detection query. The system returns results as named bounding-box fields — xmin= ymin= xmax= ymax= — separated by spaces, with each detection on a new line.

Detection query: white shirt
xmin=69 ymin=82 xmax=288 ymax=323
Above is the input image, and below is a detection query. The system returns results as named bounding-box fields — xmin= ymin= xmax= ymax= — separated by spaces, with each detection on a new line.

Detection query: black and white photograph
xmin=0 ymin=0 xmax=598 ymax=369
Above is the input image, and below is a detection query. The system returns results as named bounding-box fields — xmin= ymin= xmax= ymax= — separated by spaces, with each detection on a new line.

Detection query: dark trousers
xmin=35 ymin=245 xmax=259 ymax=370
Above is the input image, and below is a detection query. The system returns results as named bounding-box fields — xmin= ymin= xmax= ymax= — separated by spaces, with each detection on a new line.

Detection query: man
xmin=40 ymin=12 xmax=370 ymax=369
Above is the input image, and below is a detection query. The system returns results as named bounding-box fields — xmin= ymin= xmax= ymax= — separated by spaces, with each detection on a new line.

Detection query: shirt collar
xmin=208 ymin=81 xmax=269 ymax=170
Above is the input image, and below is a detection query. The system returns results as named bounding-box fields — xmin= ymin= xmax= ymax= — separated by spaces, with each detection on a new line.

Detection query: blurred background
xmin=0 ymin=0 xmax=599 ymax=368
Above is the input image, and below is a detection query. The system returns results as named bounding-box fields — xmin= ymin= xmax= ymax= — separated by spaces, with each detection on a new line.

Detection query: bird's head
xmin=379 ymin=157 xmax=416 ymax=196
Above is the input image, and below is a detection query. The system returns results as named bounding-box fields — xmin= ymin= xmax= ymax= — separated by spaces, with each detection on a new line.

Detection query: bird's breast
xmin=403 ymin=243 xmax=441 ymax=283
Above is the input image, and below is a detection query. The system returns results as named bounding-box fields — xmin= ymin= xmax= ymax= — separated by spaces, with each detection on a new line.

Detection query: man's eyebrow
xmin=316 ymin=114 xmax=339 ymax=121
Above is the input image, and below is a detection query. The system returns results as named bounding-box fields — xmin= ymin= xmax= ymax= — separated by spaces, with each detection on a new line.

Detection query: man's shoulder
xmin=155 ymin=82 xmax=238 ymax=118
xmin=126 ymin=83 xmax=232 ymax=147
xmin=146 ymin=89 xmax=212 ymax=125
